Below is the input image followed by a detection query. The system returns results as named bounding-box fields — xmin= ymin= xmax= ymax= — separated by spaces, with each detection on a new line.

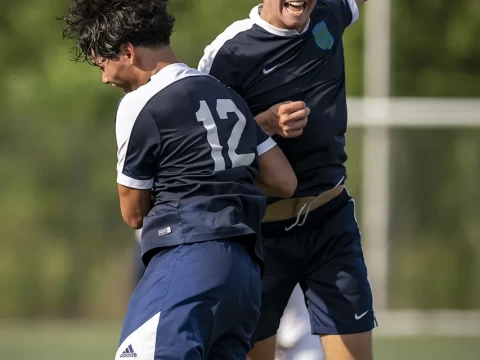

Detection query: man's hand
xmin=256 ymin=101 xmax=310 ymax=138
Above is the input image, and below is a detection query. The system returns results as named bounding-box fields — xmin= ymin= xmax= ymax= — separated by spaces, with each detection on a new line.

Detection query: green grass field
xmin=1 ymin=321 xmax=478 ymax=360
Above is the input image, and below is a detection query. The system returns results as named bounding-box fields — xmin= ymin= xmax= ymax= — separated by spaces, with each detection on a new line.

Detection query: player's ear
xmin=120 ymin=43 xmax=135 ymax=64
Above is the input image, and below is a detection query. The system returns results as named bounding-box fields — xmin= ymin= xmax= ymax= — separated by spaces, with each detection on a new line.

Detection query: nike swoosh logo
xmin=263 ymin=54 xmax=298 ymax=75
xmin=355 ymin=310 xmax=370 ymax=320
xmin=263 ymin=64 xmax=280 ymax=75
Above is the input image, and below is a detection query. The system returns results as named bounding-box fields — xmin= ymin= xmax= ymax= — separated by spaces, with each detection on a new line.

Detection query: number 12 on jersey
xmin=196 ymin=99 xmax=255 ymax=171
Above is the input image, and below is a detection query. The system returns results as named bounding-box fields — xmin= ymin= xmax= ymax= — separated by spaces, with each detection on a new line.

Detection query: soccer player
xmin=198 ymin=1 xmax=375 ymax=359
xmin=60 ymin=1 xmax=297 ymax=359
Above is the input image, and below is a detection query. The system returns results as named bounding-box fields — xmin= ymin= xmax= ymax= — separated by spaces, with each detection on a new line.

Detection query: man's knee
xmin=248 ymin=336 xmax=277 ymax=360
xmin=320 ymin=331 xmax=373 ymax=360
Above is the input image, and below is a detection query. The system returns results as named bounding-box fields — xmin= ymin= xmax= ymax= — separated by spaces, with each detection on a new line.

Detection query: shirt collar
xmin=150 ymin=63 xmax=191 ymax=80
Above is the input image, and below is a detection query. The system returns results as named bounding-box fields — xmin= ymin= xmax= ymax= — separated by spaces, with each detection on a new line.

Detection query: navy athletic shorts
xmin=116 ymin=238 xmax=262 ymax=360
xmin=254 ymin=189 xmax=377 ymax=341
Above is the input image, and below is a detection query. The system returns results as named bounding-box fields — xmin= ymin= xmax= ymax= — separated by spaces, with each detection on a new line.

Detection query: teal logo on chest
xmin=312 ymin=21 xmax=334 ymax=50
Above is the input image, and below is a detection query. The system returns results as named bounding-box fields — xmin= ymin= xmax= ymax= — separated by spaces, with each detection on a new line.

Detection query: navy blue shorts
xmin=116 ymin=239 xmax=262 ymax=360
xmin=254 ymin=190 xmax=377 ymax=341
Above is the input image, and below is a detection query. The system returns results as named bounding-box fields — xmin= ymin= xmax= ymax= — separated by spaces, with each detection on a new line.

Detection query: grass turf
xmin=1 ymin=321 xmax=479 ymax=360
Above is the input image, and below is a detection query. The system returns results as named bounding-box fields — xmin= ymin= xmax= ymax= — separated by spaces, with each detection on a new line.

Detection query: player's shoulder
xmin=205 ymin=17 xmax=255 ymax=52
xmin=198 ymin=15 xmax=255 ymax=74
xmin=117 ymin=64 xmax=208 ymax=123
xmin=311 ymin=1 xmax=337 ymax=20
xmin=312 ymin=2 xmax=324 ymax=16
xmin=315 ymin=0 xmax=359 ymax=27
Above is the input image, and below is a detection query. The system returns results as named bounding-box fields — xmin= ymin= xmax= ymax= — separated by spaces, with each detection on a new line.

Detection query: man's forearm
xmin=118 ymin=185 xmax=153 ymax=229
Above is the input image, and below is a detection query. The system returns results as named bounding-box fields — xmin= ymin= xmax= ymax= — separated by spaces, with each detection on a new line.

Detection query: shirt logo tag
xmin=313 ymin=21 xmax=334 ymax=50
xmin=158 ymin=227 xmax=172 ymax=237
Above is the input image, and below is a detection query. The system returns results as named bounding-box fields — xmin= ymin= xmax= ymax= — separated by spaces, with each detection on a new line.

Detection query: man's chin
xmin=281 ymin=4 xmax=313 ymax=30
xmin=284 ymin=17 xmax=309 ymax=31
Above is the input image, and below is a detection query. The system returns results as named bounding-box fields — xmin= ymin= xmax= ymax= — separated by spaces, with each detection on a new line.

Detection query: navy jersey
xmin=116 ymin=63 xmax=276 ymax=262
xmin=199 ymin=1 xmax=359 ymax=198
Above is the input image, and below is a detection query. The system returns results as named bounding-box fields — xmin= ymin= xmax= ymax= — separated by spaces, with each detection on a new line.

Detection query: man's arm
xmin=253 ymin=125 xmax=297 ymax=197
xmin=117 ymin=186 xmax=152 ymax=229
xmin=256 ymin=145 xmax=297 ymax=198
xmin=355 ymin=0 xmax=368 ymax=7
xmin=116 ymin=95 xmax=160 ymax=229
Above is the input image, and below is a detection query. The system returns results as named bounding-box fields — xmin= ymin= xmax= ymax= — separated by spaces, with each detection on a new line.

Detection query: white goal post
xmin=359 ymin=0 xmax=480 ymax=336
xmin=348 ymin=98 xmax=480 ymax=128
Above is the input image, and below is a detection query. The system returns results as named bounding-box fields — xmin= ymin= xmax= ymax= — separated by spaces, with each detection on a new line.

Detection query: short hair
xmin=61 ymin=0 xmax=175 ymax=65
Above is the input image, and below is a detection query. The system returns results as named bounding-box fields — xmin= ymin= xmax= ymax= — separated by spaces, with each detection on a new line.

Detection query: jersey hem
xmin=142 ymin=228 xmax=256 ymax=247
xmin=141 ymin=228 xmax=262 ymax=267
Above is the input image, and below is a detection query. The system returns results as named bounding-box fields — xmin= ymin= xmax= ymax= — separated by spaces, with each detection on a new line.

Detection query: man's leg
xmin=248 ymin=336 xmax=277 ymax=360
xmin=208 ymin=239 xmax=262 ymax=360
xmin=117 ymin=239 xmax=261 ymax=360
xmin=116 ymin=245 xmax=185 ymax=360
xmin=321 ymin=332 xmax=372 ymax=360
xmin=300 ymin=191 xmax=376 ymax=360
xmin=286 ymin=334 xmax=326 ymax=360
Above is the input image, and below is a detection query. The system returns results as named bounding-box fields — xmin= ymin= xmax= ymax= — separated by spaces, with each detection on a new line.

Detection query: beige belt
xmin=263 ymin=185 xmax=345 ymax=223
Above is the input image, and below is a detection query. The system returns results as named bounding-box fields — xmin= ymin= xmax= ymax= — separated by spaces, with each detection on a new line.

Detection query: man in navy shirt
xmin=61 ymin=1 xmax=297 ymax=358
xmin=199 ymin=1 xmax=375 ymax=359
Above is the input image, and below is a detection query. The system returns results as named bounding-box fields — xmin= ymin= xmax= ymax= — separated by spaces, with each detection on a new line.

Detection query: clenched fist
xmin=256 ymin=101 xmax=310 ymax=138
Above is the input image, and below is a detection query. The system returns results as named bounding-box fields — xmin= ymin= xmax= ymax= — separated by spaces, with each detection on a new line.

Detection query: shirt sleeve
xmin=322 ymin=0 xmax=360 ymax=29
xmin=256 ymin=123 xmax=276 ymax=156
xmin=116 ymin=100 xmax=160 ymax=190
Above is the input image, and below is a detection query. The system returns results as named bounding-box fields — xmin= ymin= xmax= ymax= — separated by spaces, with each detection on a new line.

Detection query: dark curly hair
xmin=61 ymin=0 xmax=175 ymax=65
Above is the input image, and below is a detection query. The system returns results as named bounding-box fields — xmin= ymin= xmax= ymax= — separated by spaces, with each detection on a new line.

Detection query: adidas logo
xmin=120 ymin=344 xmax=138 ymax=358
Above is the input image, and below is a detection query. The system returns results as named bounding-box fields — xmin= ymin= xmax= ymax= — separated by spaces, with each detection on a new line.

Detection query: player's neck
xmin=150 ymin=46 xmax=181 ymax=77
xmin=129 ymin=46 xmax=181 ymax=91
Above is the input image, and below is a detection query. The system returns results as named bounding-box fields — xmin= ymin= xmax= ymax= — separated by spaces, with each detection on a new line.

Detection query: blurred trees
xmin=0 ymin=0 xmax=478 ymax=318
xmin=389 ymin=0 xmax=480 ymax=308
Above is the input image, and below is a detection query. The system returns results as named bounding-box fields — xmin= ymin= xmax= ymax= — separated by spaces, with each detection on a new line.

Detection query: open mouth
xmin=284 ymin=1 xmax=307 ymax=15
